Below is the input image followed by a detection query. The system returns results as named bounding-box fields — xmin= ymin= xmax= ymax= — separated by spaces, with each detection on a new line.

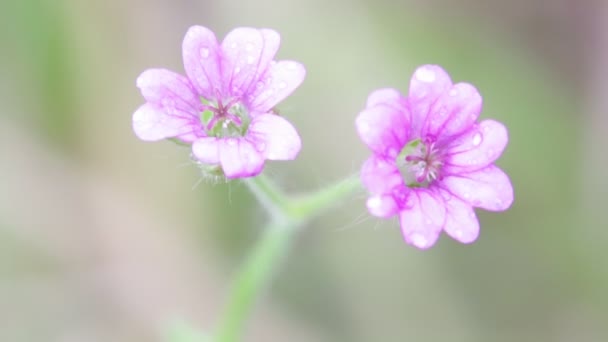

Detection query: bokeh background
xmin=1 ymin=0 xmax=607 ymax=341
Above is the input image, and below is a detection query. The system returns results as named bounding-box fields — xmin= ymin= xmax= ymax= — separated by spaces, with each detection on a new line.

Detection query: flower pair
xmin=133 ymin=26 xmax=513 ymax=249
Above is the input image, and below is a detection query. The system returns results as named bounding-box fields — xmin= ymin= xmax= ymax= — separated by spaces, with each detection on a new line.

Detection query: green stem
xmin=288 ymin=174 xmax=362 ymax=221
xmin=242 ymin=174 xmax=289 ymax=219
xmin=213 ymin=173 xmax=362 ymax=342
xmin=214 ymin=219 xmax=296 ymax=342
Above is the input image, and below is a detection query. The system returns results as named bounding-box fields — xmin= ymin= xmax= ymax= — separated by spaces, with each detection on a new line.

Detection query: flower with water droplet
xmin=356 ymin=65 xmax=513 ymax=249
xmin=132 ymin=26 xmax=305 ymax=178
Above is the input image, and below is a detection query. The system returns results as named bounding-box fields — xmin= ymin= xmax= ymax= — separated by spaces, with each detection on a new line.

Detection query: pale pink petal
xmin=425 ymin=82 xmax=482 ymax=140
xmin=247 ymin=114 xmax=301 ymax=160
xmin=366 ymin=88 xmax=406 ymax=109
xmin=366 ymin=195 xmax=399 ymax=218
xmin=444 ymin=120 xmax=508 ymax=172
xmin=356 ymin=104 xmax=409 ymax=157
xmin=136 ymin=69 xmax=200 ymax=114
xmin=360 ymin=155 xmax=404 ymax=195
xmin=132 ymin=103 xmax=200 ymax=141
xmin=399 ymin=189 xmax=446 ymax=249
xmin=441 ymin=165 xmax=513 ymax=211
xmin=436 ymin=189 xmax=480 ymax=243
xmin=248 ymin=60 xmax=306 ymax=113
xmin=218 ymin=138 xmax=265 ymax=178
xmin=221 ymin=28 xmax=280 ymax=97
xmin=182 ymin=25 xmax=222 ymax=99
xmin=408 ymin=65 xmax=453 ymax=133
xmin=192 ymin=137 xmax=220 ymax=164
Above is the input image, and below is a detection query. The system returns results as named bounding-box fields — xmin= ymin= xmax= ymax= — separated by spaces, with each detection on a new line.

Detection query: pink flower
xmin=356 ymin=65 xmax=513 ymax=249
xmin=132 ymin=26 xmax=306 ymax=178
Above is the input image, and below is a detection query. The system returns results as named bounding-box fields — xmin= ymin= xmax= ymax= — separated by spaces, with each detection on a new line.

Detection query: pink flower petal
xmin=444 ymin=120 xmax=509 ymax=172
xmin=408 ymin=65 xmax=453 ymax=134
xmin=399 ymin=189 xmax=446 ymax=249
xmin=436 ymin=189 xmax=480 ymax=243
xmin=132 ymin=103 xmax=200 ymax=141
xmin=136 ymin=69 xmax=199 ymax=114
xmin=366 ymin=88 xmax=406 ymax=109
xmin=425 ymin=82 xmax=482 ymax=140
xmin=356 ymin=104 xmax=409 ymax=157
xmin=192 ymin=137 xmax=220 ymax=164
xmin=366 ymin=195 xmax=399 ymax=218
xmin=182 ymin=25 xmax=222 ymax=99
xmin=248 ymin=60 xmax=306 ymax=113
xmin=221 ymin=28 xmax=280 ymax=97
xmin=441 ymin=165 xmax=513 ymax=211
xmin=218 ymin=138 xmax=265 ymax=178
xmin=247 ymin=114 xmax=301 ymax=160
xmin=360 ymin=155 xmax=404 ymax=195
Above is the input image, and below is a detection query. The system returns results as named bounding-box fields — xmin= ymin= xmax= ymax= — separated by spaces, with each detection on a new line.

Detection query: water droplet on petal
xmin=200 ymin=47 xmax=210 ymax=58
xmin=449 ymin=88 xmax=459 ymax=97
xmin=246 ymin=55 xmax=255 ymax=64
xmin=358 ymin=121 xmax=370 ymax=133
xmin=278 ymin=81 xmax=287 ymax=89
xmin=463 ymin=192 xmax=471 ymax=199
xmin=472 ymin=132 xmax=482 ymax=146
xmin=234 ymin=67 xmax=241 ymax=74
xmin=387 ymin=148 xmax=398 ymax=158
xmin=415 ymin=67 xmax=436 ymax=83
xmin=410 ymin=233 xmax=428 ymax=248
xmin=368 ymin=196 xmax=382 ymax=208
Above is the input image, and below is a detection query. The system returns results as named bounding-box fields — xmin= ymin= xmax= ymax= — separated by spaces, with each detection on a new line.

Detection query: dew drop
xmin=442 ymin=192 xmax=452 ymax=201
xmin=358 ymin=121 xmax=370 ymax=133
xmin=200 ymin=47 xmax=210 ymax=58
xmin=278 ymin=81 xmax=287 ymax=89
xmin=472 ymin=132 xmax=482 ymax=146
xmin=234 ymin=67 xmax=241 ymax=74
xmin=368 ymin=196 xmax=382 ymax=208
xmin=246 ymin=55 xmax=255 ymax=65
xmin=449 ymin=88 xmax=459 ymax=97
xmin=415 ymin=67 xmax=436 ymax=83
xmin=387 ymin=148 xmax=398 ymax=158
xmin=410 ymin=233 xmax=428 ymax=248
xmin=463 ymin=192 xmax=471 ymax=199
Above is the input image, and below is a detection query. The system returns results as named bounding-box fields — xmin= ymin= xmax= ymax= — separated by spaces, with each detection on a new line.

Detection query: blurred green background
xmin=1 ymin=0 xmax=607 ymax=341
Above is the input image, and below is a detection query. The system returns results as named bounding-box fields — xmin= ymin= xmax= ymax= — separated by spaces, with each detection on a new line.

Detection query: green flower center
xmin=200 ymin=97 xmax=250 ymax=138
xmin=397 ymin=138 xmax=443 ymax=188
